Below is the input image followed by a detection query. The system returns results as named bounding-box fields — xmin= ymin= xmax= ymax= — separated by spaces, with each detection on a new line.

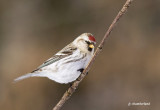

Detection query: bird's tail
xmin=14 ymin=73 xmax=34 ymax=82
xmin=14 ymin=71 xmax=50 ymax=83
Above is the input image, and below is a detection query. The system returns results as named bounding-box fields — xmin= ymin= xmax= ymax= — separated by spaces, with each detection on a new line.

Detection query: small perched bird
xmin=14 ymin=33 xmax=96 ymax=84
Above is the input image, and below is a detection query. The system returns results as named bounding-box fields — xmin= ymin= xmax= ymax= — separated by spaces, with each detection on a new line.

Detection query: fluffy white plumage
xmin=14 ymin=33 xmax=96 ymax=84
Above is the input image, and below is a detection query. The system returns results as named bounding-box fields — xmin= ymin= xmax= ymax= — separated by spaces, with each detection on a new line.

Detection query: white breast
xmin=42 ymin=49 xmax=92 ymax=84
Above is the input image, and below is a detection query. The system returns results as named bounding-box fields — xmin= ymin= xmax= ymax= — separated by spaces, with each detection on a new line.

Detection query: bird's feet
xmin=77 ymin=68 xmax=84 ymax=73
xmin=77 ymin=68 xmax=88 ymax=75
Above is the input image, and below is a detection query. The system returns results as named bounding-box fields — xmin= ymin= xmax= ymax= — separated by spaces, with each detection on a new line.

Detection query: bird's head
xmin=73 ymin=33 xmax=96 ymax=54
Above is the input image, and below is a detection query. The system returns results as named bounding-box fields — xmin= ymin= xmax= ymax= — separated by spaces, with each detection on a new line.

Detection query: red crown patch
xmin=89 ymin=35 xmax=96 ymax=42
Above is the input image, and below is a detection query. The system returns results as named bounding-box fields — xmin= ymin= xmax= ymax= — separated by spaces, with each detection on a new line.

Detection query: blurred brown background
xmin=0 ymin=0 xmax=160 ymax=110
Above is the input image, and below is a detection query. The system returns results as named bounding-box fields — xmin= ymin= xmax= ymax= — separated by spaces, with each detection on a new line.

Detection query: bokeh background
xmin=1 ymin=0 xmax=160 ymax=110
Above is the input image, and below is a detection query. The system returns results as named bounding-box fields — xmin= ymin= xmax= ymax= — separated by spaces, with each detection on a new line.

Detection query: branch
xmin=53 ymin=0 xmax=134 ymax=110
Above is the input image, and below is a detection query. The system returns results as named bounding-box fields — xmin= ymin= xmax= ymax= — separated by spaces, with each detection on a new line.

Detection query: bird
xmin=14 ymin=33 xmax=96 ymax=84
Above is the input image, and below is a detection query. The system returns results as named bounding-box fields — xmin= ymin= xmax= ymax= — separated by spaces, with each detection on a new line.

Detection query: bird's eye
xmin=85 ymin=41 xmax=90 ymax=45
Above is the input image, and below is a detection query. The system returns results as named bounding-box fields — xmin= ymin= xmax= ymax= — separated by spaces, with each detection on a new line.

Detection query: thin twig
xmin=53 ymin=0 xmax=134 ymax=110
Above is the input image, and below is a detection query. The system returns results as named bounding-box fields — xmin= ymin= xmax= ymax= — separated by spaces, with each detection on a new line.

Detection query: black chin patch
xmin=85 ymin=41 xmax=93 ymax=52
xmin=88 ymin=47 xmax=92 ymax=52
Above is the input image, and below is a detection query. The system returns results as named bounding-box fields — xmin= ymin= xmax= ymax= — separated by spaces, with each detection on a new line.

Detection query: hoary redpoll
xmin=14 ymin=33 xmax=96 ymax=84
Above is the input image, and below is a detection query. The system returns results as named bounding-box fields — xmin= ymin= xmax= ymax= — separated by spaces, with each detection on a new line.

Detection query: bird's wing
xmin=32 ymin=44 xmax=77 ymax=72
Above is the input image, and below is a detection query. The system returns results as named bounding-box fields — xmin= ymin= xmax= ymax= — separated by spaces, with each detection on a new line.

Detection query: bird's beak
xmin=89 ymin=44 xmax=94 ymax=48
